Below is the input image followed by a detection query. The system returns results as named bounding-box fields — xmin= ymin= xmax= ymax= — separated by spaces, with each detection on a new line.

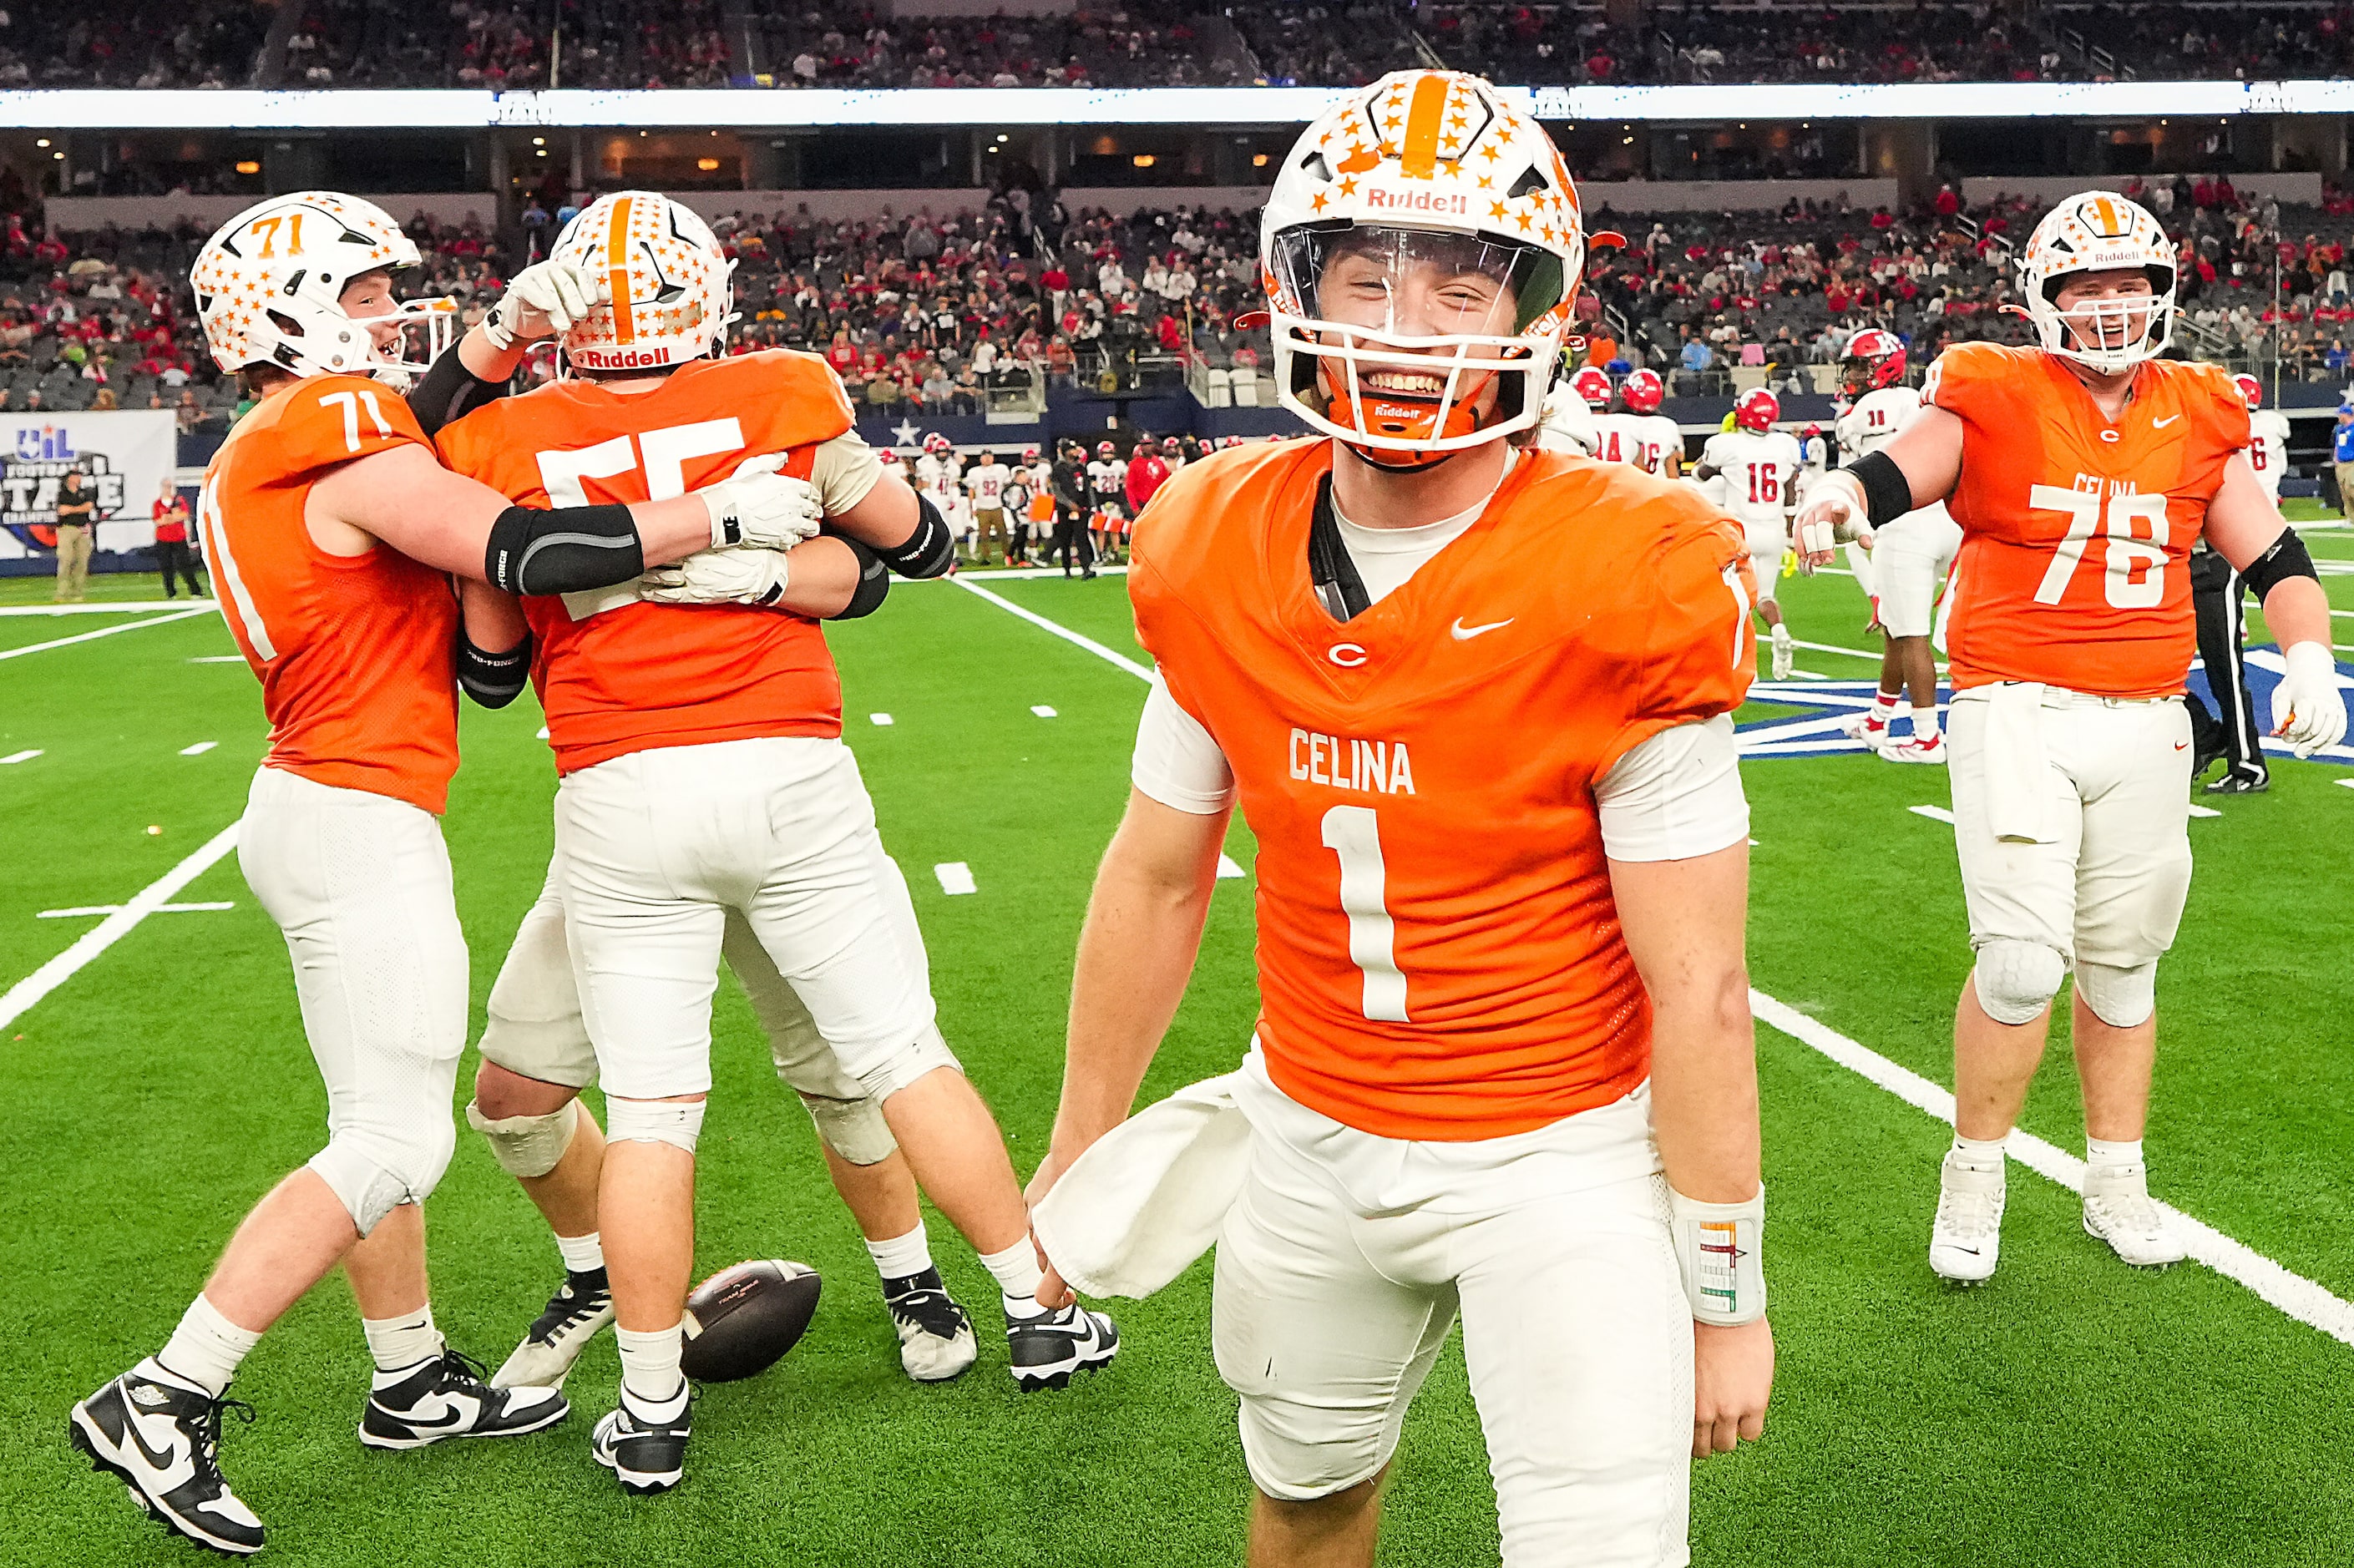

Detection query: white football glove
xmin=694 ymin=452 xmax=826 ymax=550
xmin=481 ymin=260 xmax=599 ymax=351
xmin=640 ymin=549 xmax=792 ymax=608
xmin=2270 ymin=640 xmax=2347 ymax=759
xmin=1790 ymin=474 xmax=1871 ymax=574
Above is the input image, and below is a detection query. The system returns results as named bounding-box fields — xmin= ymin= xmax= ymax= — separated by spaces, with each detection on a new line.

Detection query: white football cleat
xmin=493 ymin=1267 xmax=613 ymax=1388
xmin=1930 ymin=1150 xmax=2006 ymax=1283
xmin=883 ymin=1267 xmax=978 ymax=1383
xmin=1881 ymin=733 xmax=1948 ymax=765
xmin=2082 ymin=1164 xmax=2187 ymax=1268
xmin=1840 ymin=710 xmax=1892 ymax=742
xmin=1769 ymin=626 xmax=1795 ymax=681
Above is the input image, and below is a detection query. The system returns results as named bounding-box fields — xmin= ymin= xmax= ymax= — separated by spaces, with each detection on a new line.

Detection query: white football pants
xmin=1871 ymin=504 xmax=1962 ymax=640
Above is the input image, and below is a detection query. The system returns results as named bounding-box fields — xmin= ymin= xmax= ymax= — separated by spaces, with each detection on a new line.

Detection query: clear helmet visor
xmin=1268 ymin=223 xmax=1569 ymax=455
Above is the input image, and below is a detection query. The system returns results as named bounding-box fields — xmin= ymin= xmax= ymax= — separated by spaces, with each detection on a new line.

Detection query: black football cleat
xmin=592 ymin=1385 xmax=692 ymax=1496
xmin=2205 ymin=771 xmax=2269 ymax=796
xmin=1006 ymin=1301 xmax=1120 ymax=1391
xmin=359 ymin=1348 xmax=568 ymax=1449
xmin=69 ymin=1363 xmax=265 ymax=1556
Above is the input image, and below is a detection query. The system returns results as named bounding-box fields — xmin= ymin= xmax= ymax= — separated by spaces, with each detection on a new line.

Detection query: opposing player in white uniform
xmin=1829 ymin=329 xmax=1963 ymax=761
xmin=1533 ymin=361 xmax=1602 ymax=456
xmin=2238 ymin=373 xmax=2291 ymax=501
xmin=1086 ymin=441 xmax=1128 ymax=559
xmin=1617 ymin=368 xmax=1684 ymax=478
xmin=914 ymin=433 xmax=971 ymax=559
xmin=1698 ymin=388 xmax=1804 ymax=679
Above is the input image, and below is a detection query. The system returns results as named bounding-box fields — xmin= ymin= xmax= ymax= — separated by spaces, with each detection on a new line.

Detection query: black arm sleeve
xmin=870 ymin=493 xmax=958 ymax=579
xmin=484 ymin=503 xmax=645 ymax=595
xmin=456 ymin=628 xmax=534 ymax=709
xmin=2240 ymin=526 xmax=2319 ymax=601
xmin=828 ymin=534 xmax=891 ymax=620
xmin=407 ymin=344 xmax=513 ymax=438
xmin=1845 ymin=450 xmax=1917 ymax=528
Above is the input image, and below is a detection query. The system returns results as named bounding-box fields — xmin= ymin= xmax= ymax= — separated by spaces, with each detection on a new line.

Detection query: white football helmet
xmin=2017 ymin=192 xmax=2176 ymax=375
xmin=547 ymin=190 xmax=735 ymax=372
xmin=1261 ymin=69 xmax=1582 ymax=464
xmin=190 ymin=191 xmax=453 ymax=387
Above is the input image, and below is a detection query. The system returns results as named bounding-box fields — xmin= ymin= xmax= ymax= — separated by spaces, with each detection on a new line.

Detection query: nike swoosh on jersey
xmin=1450 ymin=617 xmax=1514 ymax=640
xmin=2153 ymin=414 xmax=2182 ymax=428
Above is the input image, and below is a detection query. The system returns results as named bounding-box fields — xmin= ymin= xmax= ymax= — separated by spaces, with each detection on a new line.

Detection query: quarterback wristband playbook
xmin=1668 ymin=1186 xmax=1767 ymax=1326
xmin=483 ymin=503 xmax=644 ymax=595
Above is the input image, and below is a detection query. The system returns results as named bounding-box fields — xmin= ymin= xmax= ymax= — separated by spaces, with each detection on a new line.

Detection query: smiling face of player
xmin=1313 ymin=236 xmax=1521 ymax=427
xmin=337 ymin=269 xmax=407 ymax=358
xmin=2050 ymin=266 xmax=2158 ymax=360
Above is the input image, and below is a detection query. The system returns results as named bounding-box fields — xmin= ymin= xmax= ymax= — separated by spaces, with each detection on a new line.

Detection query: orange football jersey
xmin=1130 ymin=440 xmax=1755 ymax=1141
xmin=196 ymin=374 xmax=459 ymax=814
xmin=434 ymin=352 xmax=856 ymax=774
xmin=1931 ymin=344 xmax=2250 ymax=698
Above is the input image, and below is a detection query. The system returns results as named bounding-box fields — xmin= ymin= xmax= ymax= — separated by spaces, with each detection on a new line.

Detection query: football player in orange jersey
xmin=1794 ymin=191 xmax=2346 ymax=1286
xmin=434 ymin=193 xmax=1113 ymax=1496
xmin=1025 ymin=73 xmax=1771 ymax=1568
xmin=65 ymin=192 xmax=827 ymax=1556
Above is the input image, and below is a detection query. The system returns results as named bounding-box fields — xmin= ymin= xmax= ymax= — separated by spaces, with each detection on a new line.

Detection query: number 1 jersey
xmin=1128 ymin=440 xmax=1754 ymax=1141
xmin=1929 ymin=344 xmax=2249 ymax=698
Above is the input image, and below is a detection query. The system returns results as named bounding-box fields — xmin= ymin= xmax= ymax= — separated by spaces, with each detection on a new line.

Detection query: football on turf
xmin=678 ymin=1260 xmax=823 ymax=1383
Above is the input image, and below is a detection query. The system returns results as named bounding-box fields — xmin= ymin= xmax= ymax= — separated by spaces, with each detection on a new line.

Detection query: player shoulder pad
xmin=696 ymin=349 xmax=858 ymax=444
xmin=258 ymin=372 xmax=429 ymax=479
xmin=1921 ymin=341 xmax=2017 ymax=416
xmin=2170 ymin=358 xmax=2255 ymax=445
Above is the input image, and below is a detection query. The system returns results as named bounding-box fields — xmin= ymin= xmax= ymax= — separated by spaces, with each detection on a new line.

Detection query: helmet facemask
xmin=1269 ymin=223 xmax=1567 ymax=467
xmin=2030 ymin=266 xmax=2175 ymax=377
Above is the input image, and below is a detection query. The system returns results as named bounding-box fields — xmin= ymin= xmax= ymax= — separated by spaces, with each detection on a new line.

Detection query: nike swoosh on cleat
xmin=382 ymin=1403 xmax=468 ymax=1430
xmin=1450 ymin=616 xmax=1513 ymax=640
xmin=125 ymin=1418 xmax=181 ymax=1473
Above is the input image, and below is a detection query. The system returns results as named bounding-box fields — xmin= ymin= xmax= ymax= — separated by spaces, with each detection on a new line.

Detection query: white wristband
xmin=1668 ymin=1184 xmax=1766 ymax=1326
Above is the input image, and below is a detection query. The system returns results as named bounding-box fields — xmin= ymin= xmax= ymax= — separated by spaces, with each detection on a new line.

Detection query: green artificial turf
xmin=1 ymin=565 xmax=2350 ymax=1565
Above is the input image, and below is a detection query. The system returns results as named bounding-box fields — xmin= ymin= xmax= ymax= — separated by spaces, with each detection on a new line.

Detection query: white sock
xmin=615 ymin=1323 xmax=686 ymax=1409
xmin=555 ymin=1231 xmax=605 ymax=1274
xmin=1915 ymin=706 xmax=1941 ymax=742
xmin=156 ymin=1294 xmax=261 ymax=1398
xmin=2087 ymin=1136 xmax=2145 ymax=1170
xmin=978 ymin=1238 xmax=1045 ymax=1317
xmin=1772 ymin=623 xmax=1791 ymax=645
xmin=1869 ymin=687 xmax=1901 ymax=721
xmin=362 ymin=1305 xmax=443 ymax=1376
xmin=867 ymin=1222 xmax=934 ymax=1282
xmin=1950 ymin=1134 xmax=2007 ymax=1174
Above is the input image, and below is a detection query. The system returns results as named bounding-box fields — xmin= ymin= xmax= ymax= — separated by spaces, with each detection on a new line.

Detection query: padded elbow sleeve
xmin=878 ymin=494 xmax=958 ymax=579
xmin=2240 ymin=528 xmax=2318 ymax=602
xmin=407 ymin=345 xmax=512 ymax=437
xmin=1846 ymin=451 xmax=1917 ymax=528
xmin=829 ymin=535 xmax=891 ymax=620
xmin=456 ymin=629 xmax=533 ymax=709
xmin=485 ymin=503 xmax=644 ymax=595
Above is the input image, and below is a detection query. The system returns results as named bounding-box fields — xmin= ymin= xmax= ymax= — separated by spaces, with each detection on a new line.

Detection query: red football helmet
xmin=1840 ymin=328 xmax=1906 ymax=395
xmin=923 ymin=432 xmax=952 ymax=455
xmin=1802 ymin=422 xmax=1823 ymax=438
xmin=2233 ymin=372 xmax=2263 ymax=411
xmin=1734 ymin=387 xmax=1779 ymax=433
xmin=1567 ymin=366 xmax=1614 ymax=407
xmin=1221 ymin=435 xmax=1247 ymax=448
xmin=879 ymin=448 xmax=900 ymax=464
xmin=1620 ymin=368 xmax=1665 ymax=413
xmin=1022 ymin=444 xmax=1040 ymax=463
xmin=1097 ymin=440 xmax=1117 ymax=458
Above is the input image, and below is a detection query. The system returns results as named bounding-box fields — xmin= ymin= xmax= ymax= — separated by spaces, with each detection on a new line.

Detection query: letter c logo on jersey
xmin=1328 ymin=643 xmax=1369 ymax=668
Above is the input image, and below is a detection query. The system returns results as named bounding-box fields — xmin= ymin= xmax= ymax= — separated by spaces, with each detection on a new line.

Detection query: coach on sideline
xmin=53 ymin=467 xmax=97 ymax=603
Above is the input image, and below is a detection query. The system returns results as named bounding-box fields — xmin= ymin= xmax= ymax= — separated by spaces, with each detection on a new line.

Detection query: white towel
xmin=1030 ymin=1072 xmax=1251 ymax=1300
xmin=1982 ymin=681 xmax=2058 ymax=844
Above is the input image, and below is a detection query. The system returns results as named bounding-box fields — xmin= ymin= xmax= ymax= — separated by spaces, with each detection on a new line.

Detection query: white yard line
xmin=0 ymin=750 xmax=40 ymax=765
xmin=38 ymin=901 xmax=234 ymax=919
xmin=0 ymin=601 xmax=190 ymax=617
xmin=1216 ymin=854 xmax=1246 ymax=880
xmin=1908 ymin=803 xmax=1957 ymax=824
xmin=909 ymin=564 xmax=1132 ymax=584
xmin=1749 ymin=990 xmax=2354 ymax=1348
xmin=0 ymin=821 xmax=240 ymax=1032
xmin=933 ymin=862 xmax=977 ymax=895
xmin=178 ymin=741 xmax=217 ymax=756
xmin=0 ymin=606 xmax=211 ymax=661
xmin=947 ymin=575 xmax=1156 ymax=680
xmin=957 ymin=582 xmax=2354 ymax=1348
xmin=189 ymin=655 xmax=246 ymax=664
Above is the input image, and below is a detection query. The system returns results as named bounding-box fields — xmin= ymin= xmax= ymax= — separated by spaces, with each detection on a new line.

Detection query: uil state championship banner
xmin=0 ymin=409 xmax=180 ymax=563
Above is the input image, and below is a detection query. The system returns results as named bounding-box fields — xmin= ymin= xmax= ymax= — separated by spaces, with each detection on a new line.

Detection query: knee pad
xmin=799 ymin=1093 xmax=899 ymax=1166
xmin=308 ymin=1119 xmax=458 ymax=1237
xmin=2075 ymin=959 xmax=2158 ymax=1029
xmin=1972 ymin=939 xmax=2068 ymax=1026
xmin=848 ymin=1024 xmax=964 ymax=1103
xmin=604 ymin=1095 xmax=706 ymax=1155
xmin=465 ymin=1098 xmax=580 ymax=1179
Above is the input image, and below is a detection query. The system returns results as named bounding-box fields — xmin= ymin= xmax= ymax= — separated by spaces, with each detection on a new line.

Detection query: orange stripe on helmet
xmin=1399 ymin=73 xmax=1450 ymax=180
xmin=604 ymin=195 xmax=637 ymax=346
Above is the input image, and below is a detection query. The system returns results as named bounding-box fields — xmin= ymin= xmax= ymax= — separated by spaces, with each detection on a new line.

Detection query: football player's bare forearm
xmin=1876 ymin=407 xmax=1964 ymax=508
xmin=2259 ymin=575 xmax=2331 ymax=651
xmin=458 ymin=579 xmax=527 ymax=652
xmin=777 ymin=537 xmax=858 ymax=619
xmin=828 ymin=473 xmax=921 ymax=550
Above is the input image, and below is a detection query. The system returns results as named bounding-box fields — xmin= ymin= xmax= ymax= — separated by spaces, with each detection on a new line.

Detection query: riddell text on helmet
xmin=1363 ymin=189 xmax=1471 ymax=215
xmin=573 ymin=346 xmax=677 ymax=369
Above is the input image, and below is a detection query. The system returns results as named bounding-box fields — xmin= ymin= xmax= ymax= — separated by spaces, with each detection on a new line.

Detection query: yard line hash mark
xmin=1 ymin=821 xmax=241 ymax=1032
xmin=870 ymin=713 xmax=895 ymax=726
xmin=1216 ymin=854 xmax=1246 ymax=880
xmin=0 ymin=750 xmax=41 ymax=765
xmin=1908 ymin=804 xmax=1957 ymax=824
xmin=933 ymin=862 xmax=977 ymax=896
xmin=1031 ymin=705 xmax=1059 ymax=718
xmin=178 ymin=741 xmax=217 ymax=756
